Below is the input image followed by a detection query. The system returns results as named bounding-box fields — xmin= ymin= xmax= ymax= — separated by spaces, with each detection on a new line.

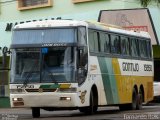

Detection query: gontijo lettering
xmin=122 ymin=62 xmax=139 ymax=72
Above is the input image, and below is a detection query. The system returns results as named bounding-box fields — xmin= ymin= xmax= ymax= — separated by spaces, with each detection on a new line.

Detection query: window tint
xmin=110 ymin=35 xmax=120 ymax=54
xmin=78 ymin=27 xmax=87 ymax=46
xmin=88 ymin=30 xmax=94 ymax=52
xmin=99 ymin=32 xmax=110 ymax=53
xmin=131 ymin=38 xmax=139 ymax=57
xmin=121 ymin=36 xmax=130 ymax=56
xmin=139 ymin=39 xmax=148 ymax=58
xmin=88 ymin=29 xmax=152 ymax=60
xmin=94 ymin=32 xmax=99 ymax=52
xmin=146 ymin=40 xmax=152 ymax=58
xmin=88 ymin=30 xmax=99 ymax=52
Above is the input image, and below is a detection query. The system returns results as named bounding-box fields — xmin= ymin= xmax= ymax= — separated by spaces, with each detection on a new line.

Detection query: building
xmin=0 ymin=0 xmax=160 ymax=107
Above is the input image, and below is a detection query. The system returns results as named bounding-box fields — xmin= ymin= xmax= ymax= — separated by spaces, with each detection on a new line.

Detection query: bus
xmin=10 ymin=20 xmax=153 ymax=118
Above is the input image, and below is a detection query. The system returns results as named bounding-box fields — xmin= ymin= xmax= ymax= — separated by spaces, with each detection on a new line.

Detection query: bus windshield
xmin=10 ymin=47 xmax=76 ymax=84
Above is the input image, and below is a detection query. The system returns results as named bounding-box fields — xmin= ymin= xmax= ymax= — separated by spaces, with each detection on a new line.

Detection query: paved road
xmin=0 ymin=103 xmax=160 ymax=120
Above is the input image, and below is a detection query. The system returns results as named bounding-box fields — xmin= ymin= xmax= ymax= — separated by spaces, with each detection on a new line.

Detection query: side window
xmin=146 ymin=40 xmax=152 ymax=58
xmin=88 ymin=30 xmax=99 ymax=53
xmin=88 ymin=30 xmax=94 ymax=52
xmin=79 ymin=47 xmax=88 ymax=67
xmin=99 ymin=32 xmax=110 ymax=53
xmin=131 ymin=38 xmax=139 ymax=57
xmin=110 ymin=34 xmax=120 ymax=54
xmin=139 ymin=39 xmax=148 ymax=58
xmin=93 ymin=32 xmax=99 ymax=52
xmin=77 ymin=46 xmax=88 ymax=85
xmin=78 ymin=27 xmax=86 ymax=46
xmin=121 ymin=36 xmax=130 ymax=56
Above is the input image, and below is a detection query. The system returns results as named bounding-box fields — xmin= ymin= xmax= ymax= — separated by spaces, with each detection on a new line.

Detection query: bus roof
xmin=87 ymin=21 xmax=151 ymax=39
xmin=14 ymin=20 xmax=88 ymax=29
xmin=14 ymin=20 xmax=151 ymax=39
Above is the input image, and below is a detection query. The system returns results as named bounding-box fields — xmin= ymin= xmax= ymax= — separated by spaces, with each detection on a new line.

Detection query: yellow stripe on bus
xmin=112 ymin=58 xmax=153 ymax=104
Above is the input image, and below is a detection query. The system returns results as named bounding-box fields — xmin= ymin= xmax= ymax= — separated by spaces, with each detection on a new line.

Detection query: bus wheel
xmin=136 ymin=89 xmax=143 ymax=110
xmin=119 ymin=104 xmax=129 ymax=111
xmin=90 ymin=90 xmax=98 ymax=114
xmin=32 ymin=107 xmax=40 ymax=118
xmin=119 ymin=88 xmax=137 ymax=110
xmin=79 ymin=91 xmax=98 ymax=114
xmin=130 ymin=88 xmax=137 ymax=110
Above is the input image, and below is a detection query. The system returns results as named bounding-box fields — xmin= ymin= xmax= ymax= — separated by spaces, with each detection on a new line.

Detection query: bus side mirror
xmin=78 ymin=67 xmax=87 ymax=77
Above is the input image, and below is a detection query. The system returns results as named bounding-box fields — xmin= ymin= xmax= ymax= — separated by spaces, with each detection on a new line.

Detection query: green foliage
xmin=140 ymin=0 xmax=160 ymax=7
xmin=140 ymin=0 xmax=151 ymax=7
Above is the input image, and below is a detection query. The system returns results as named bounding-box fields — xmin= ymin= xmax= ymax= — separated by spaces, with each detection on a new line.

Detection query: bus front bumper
xmin=10 ymin=93 xmax=79 ymax=108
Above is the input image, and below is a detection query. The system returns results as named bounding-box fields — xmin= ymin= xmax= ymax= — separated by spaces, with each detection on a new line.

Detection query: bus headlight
xmin=12 ymin=98 xmax=23 ymax=101
xmin=12 ymin=98 xmax=24 ymax=106
xmin=10 ymin=89 xmax=26 ymax=94
xmin=57 ymin=88 xmax=77 ymax=93
xmin=13 ymin=98 xmax=18 ymax=101
xmin=60 ymin=97 xmax=71 ymax=101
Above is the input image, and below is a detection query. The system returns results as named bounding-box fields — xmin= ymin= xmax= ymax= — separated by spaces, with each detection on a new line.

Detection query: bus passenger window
xmin=99 ymin=32 xmax=110 ymax=53
xmin=78 ymin=27 xmax=87 ymax=46
xmin=88 ymin=30 xmax=99 ymax=53
xmin=111 ymin=35 xmax=120 ymax=54
xmin=88 ymin=30 xmax=94 ymax=52
xmin=105 ymin=34 xmax=110 ymax=53
xmin=139 ymin=39 xmax=148 ymax=58
xmin=121 ymin=36 xmax=130 ymax=56
xmin=146 ymin=41 xmax=151 ymax=58
xmin=131 ymin=38 xmax=139 ymax=57
xmin=93 ymin=32 xmax=99 ymax=52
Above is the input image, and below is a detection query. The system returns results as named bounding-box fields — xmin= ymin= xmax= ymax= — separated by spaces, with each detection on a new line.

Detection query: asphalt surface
xmin=0 ymin=103 xmax=160 ymax=120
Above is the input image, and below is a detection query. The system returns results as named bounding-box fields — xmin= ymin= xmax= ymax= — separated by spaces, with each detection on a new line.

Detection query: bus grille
xmin=25 ymin=89 xmax=57 ymax=92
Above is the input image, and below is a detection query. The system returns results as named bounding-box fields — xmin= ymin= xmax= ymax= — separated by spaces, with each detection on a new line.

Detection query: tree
xmin=140 ymin=0 xmax=160 ymax=7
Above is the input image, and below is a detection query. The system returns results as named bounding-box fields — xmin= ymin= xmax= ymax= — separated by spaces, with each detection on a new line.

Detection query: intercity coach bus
xmin=10 ymin=20 xmax=153 ymax=118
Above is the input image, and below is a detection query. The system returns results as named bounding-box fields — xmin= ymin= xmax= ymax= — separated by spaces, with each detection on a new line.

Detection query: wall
xmin=0 ymin=0 xmax=143 ymax=48
xmin=1 ymin=0 xmax=160 ymax=48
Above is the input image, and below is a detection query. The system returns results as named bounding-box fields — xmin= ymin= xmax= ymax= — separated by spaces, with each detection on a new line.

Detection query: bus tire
xmin=89 ymin=90 xmax=97 ymax=114
xmin=130 ymin=88 xmax=137 ymax=110
xmin=79 ymin=91 xmax=98 ymax=114
xmin=79 ymin=107 xmax=86 ymax=113
xmin=119 ymin=104 xmax=129 ymax=111
xmin=90 ymin=92 xmax=94 ymax=114
xmin=32 ymin=107 xmax=40 ymax=118
xmin=119 ymin=88 xmax=137 ymax=111
xmin=136 ymin=89 xmax=143 ymax=110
